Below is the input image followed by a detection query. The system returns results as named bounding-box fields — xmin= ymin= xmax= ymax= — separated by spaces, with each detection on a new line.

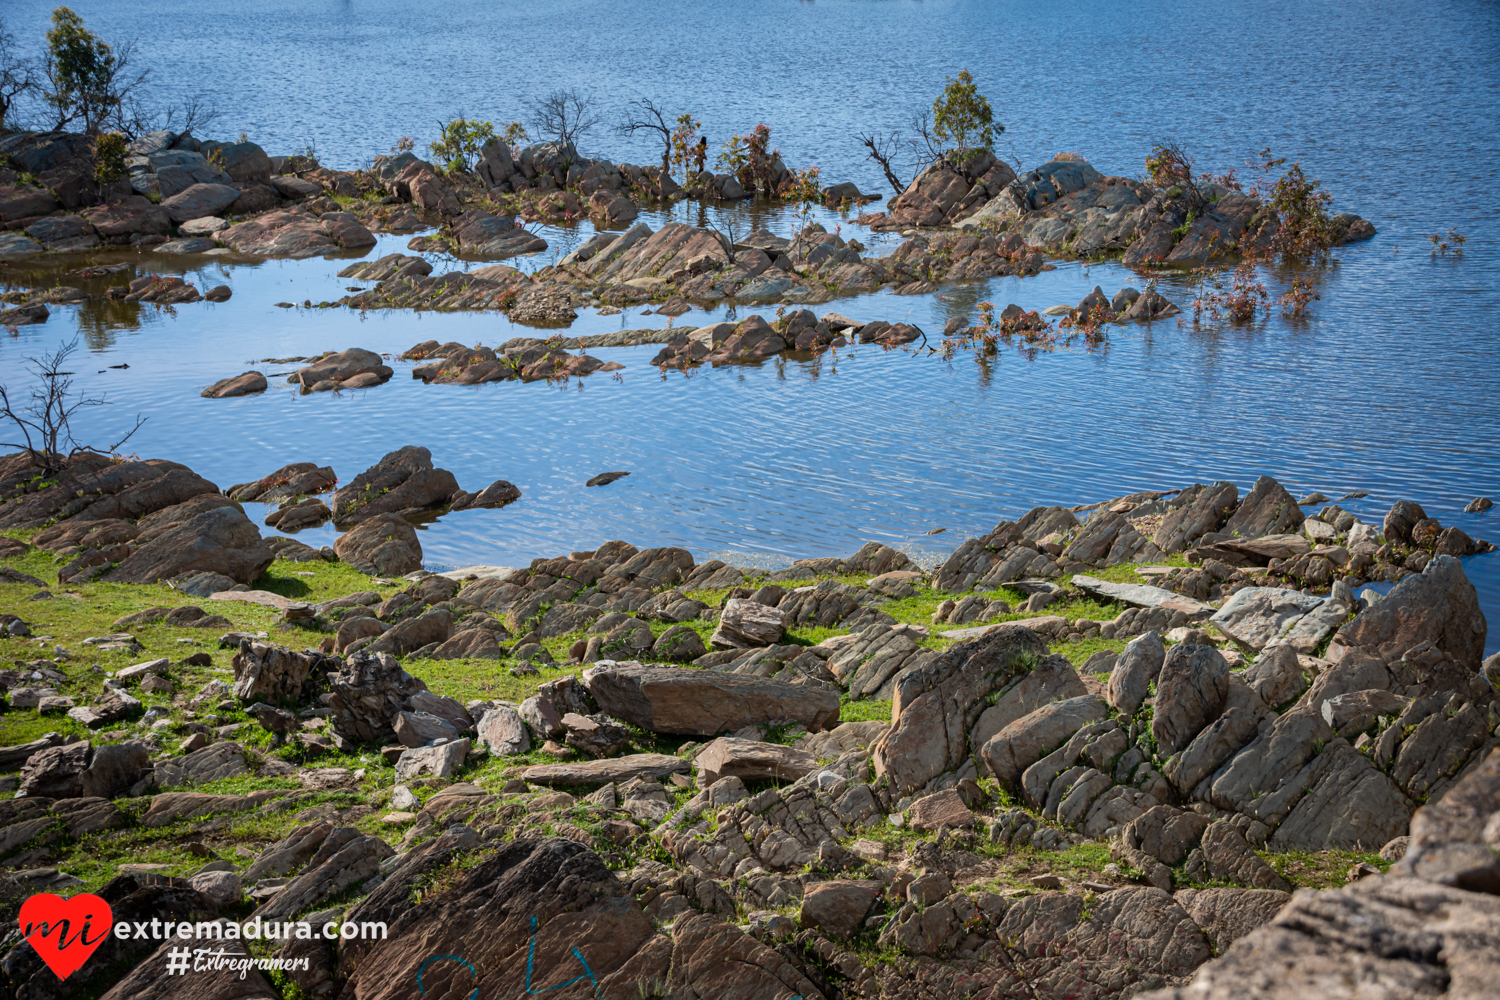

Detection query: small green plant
xmin=90 ymin=130 xmax=127 ymax=184
xmin=429 ymin=116 xmax=495 ymax=173
xmin=931 ymin=68 xmax=998 ymax=161
xmin=670 ymin=112 xmax=702 ymax=177
xmin=500 ymin=121 xmax=530 ymax=148
xmin=717 ymin=123 xmax=779 ymax=194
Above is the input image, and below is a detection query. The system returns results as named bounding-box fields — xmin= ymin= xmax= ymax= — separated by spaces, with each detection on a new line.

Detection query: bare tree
xmin=0 ymin=19 xmax=37 ymax=131
xmin=525 ymin=88 xmax=600 ymax=148
xmin=619 ymin=98 xmax=672 ymax=190
xmin=115 ymin=91 xmax=221 ymax=141
xmin=857 ymin=130 xmax=907 ymax=195
xmin=907 ymin=108 xmax=943 ymax=170
xmin=703 ymin=211 xmax=743 ymax=268
xmin=0 ymin=339 xmax=145 ymax=472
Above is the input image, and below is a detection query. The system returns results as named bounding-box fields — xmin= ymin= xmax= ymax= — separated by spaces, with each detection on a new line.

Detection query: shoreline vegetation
xmin=0 ymin=434 xmax=1495 ymax=998
xmin=2 ymin=13 xmax=1378 ymax=344
xmin=1 ymin=9 xmax=1496 ymax=1000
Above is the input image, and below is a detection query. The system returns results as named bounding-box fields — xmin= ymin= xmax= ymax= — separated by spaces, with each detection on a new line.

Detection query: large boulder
xmin=159 ymin=182 xmax=241 ymax=223
xmin=334 ymin=838 xmax=657 ymax=999
xmin=83 ymin=195 xmax=171 ymax=239
xmin=709 ymin=598 xmax=787 ymax=649
xmin=1221 ymin=476 xmax=1304 ymax=539
xmin=99 ymin=936 xmax=278 ymax=1000
xmin=1152 ymin=644 xmax=1231 ymax=756
xmin=693 ymin=737 xmax=818 ymax=786
xmin=333 ymin=513 xmax=423 ymax=576
xmin=980 ymin=695 xmax=1111 ymax=785
xmin=1108 ymin=630 xmax=1166 ymax=716
xmin=1392 ymin=746 xmax=1498 ymax=890
xmin=18 ymin=741 xmax=150 ymax=799
xmin=102 ymin=505 xmax=273 ymax=584
xmin=1135 ymin=876 xmax=1499 ymax=1000
xmin=218 ymin=209 xmax=375 ymax=256
xmin=1332 ymin=554 xmax=1486 ymax=668
xmin=1153 ymin=482 xmax=1239 ymax=553
xmin=325 ymin=651 xmax=428 ymax=745
xmin=231 ymin=641 xmax=328 ymax=703
xmin=289 ymin=347 xmax=393 ymax=389
xmin=873 ymin=625 xmax=1054 ymax=796
xmin=330 ymin=445 xmax=460 ymax=525
xmin=581 ymin=664 xmax=840 ymax=736
xmin=0 ymin=453 xmax=219 ymax=530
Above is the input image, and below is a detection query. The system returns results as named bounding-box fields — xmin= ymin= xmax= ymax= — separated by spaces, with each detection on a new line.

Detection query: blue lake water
xmin=1 ymin=0 xmax=1497 ymax=652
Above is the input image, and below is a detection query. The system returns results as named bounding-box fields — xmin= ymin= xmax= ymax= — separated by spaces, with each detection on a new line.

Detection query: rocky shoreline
xmin=0 ymin=442 xmax=1494 ymax=999
xmin=2 ymin=126 xmax=1376 ymax=331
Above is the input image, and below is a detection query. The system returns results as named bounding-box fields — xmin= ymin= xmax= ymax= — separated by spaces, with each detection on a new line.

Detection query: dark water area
xmin=1 ymin=0 xmax=1498 ymax=651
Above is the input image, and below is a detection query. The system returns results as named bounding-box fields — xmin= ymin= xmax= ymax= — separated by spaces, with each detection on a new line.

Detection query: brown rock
xmin=907 ymin=787 xmax=975 ymax=830
xmin=334 ymin=513 xmax=423 ymax=576
xmin=102 ymin=505 xmax=273 ymax=585
xmin=800 ymin=879 xmax=884 ymax=938
xmin=1333 ymin=554 xmax=1486 ymax=669
xmin=875 ymin=624 xmax=1054 ymax=796
xmin=693 ymin=738 xmax=818 ymax=786
xmin=582 ymin=664 xmax=840 ymax=736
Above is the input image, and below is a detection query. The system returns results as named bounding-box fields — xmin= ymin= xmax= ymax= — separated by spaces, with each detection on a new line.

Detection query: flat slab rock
xmin=1209 ymin=587 xmax=1326 ymax=650
xmin=519 ymin=752 xmax=689 ymax=787
xmin=581 ymin=663 xmax=840 ymax=736
xmin=1073 ymin=575 xmax=1214 ymax=617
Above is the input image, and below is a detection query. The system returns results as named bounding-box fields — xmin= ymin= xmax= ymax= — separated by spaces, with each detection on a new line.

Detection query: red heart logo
xmin=19 ymin=893 xmax=113 ymax=981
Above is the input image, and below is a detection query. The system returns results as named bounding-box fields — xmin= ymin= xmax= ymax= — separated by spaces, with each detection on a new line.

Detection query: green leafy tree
xmin=429 ymin=116 xmax=495 ymax=172
xmin=44 ymin=7 xmax=118 ymax=133
xmin=931 ymin=69 xmax=998 ymax=161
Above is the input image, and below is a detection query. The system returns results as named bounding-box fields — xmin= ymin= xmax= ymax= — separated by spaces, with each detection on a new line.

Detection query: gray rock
xmin=1178 ymin=887 xmax=1293 ymax=954
xmin=710 ymin=598 xmax=787 ymax=649
xmin=1073 ymin=575 xmax=1213 ymax=616
xmin=1242 ymin=643 xmax=1307 ymax=707
xmin=1108 ymin=630 xmax=1164 ymax=716
xmin=1199 ymin=821 xmax=1291 ymax=889
xmin=253 ymin=828 xmax=394 ymax=920
xmin=475 ymin=706 xmax=531 ymax=755
xmin=1209 ymin=707 xmax=1335 ymax=817
xmin=875 ymin=625 xmax=1054 ymax=796
xmin=694 ymin=738 xmax=817 ymax=786
xmin=800 ymin=879 xmax=883 ymax=938
xmin=393 ymin=711 xmax=459 ymax=747
xmin=1333 ymin=554 xmax=1487 ymax=669
xmin=393 ymin=738 xmax=470 ymax=780
xmin=1210 ymin=587 xmax=1326 ymax=651
xmin=1154 ymin=482 xmax=1239 ymax=553
xmin=1152 ymin=644 xmax=1231 ymax=756
xmin=1269 ymin=739 xmax=1413 ymax=850
xmin=1134 ymin=875 xmax=1499 ymax=1000
xmin=580 ymin=663 xmax=840 ymax=736
xmin=1221 ymin=476 xmax=1304 ymax=539
xmin=971 ymin=655 xmax=1089 ymax=753
xmin=518 ymin=753 xmax=690 ymax=787
xmin=981 ymin=695 xmax=1111 ymax=785
xmin=154 ymin=741 xmax=249 ymax=788
xmin=160 ymin=182 xmax=242 ymax=223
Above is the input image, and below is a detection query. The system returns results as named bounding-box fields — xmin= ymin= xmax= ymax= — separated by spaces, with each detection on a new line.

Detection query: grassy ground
xmin=0 ymin=531 xmax=1371 ymax=904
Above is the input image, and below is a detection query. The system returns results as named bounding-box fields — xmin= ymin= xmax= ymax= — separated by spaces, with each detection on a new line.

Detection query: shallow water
xmin=1 ymin=0 xmax=1497 ymax=651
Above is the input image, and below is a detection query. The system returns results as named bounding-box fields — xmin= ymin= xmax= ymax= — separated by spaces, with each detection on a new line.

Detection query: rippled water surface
xmin=2 ymin=0 xmax=1498 ymax=650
